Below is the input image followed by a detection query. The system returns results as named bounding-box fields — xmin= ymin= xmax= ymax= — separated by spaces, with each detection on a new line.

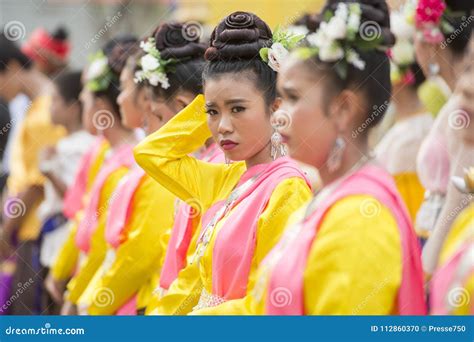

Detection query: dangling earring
xmin=270 ymin=130 xmax=287 ymax=161
xmin=327 ymin=136 xmax=346 ymax=173
xmin=418 ymin=62 xmax=451 ymax=116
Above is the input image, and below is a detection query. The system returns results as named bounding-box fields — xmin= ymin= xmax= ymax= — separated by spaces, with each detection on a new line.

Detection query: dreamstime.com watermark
xmin=0 ymin=278 xmax=34 ymax=314
xmin=4 ymin=323 xmax=85 ymax=336
xmin=84 ymin=11 xmax=123 ymax=50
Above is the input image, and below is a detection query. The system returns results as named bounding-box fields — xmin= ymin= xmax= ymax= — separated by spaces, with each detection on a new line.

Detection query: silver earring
xmin=327 ymin=136 xmax=346 ymax=173
xmin=428 ymin=62 xmax=440 ymax=77
xmin=271 ymin=130 xmax=287 ymax=161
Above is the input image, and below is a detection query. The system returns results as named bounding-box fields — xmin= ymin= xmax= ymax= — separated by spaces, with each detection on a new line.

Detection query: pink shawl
xmin=430 ymin=242 xmax=472 ymax=314
xmin=201 ymin=156 xmax=310 ymax=300
xmin=266 ymin=164 xmax=426 ymax=315
xmin=105 ymin=167 xmax=146 ymax=249
xmin=159 ymin=143 xmax=224 ymax=291
xmin=75 ymin=144 xmax=135 ymax=253
xmin=63 ymin=137 xmax=106 ymax=219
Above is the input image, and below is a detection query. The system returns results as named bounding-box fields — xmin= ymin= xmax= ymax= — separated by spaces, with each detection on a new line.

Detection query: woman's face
xmin=276 ymin=56 xmax=337 ymax=169
xmin=0 ymin=61 xmax=23 ymax=101
xmin=79 ymin=88 xmax=98 ymax=135
xmin=457 ymin=38 xmax=474 ymax=145
xmin=50 ymin=85 xmax=80 ymax=127
xmin=204 ymin=73 xmax=274 ymax=163
xmin=117 ymin=67 xmax=145 ymax=129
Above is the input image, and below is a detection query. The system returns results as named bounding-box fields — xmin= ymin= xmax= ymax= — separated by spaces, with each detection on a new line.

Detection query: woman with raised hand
xmin=413 ymin=0 xmax=473 ymax=245
xmin=134 ymin=11 xmax=312 ymax=315
xmin=198 ymin=0 xmax=426 ymax=315
xmin=78 ymin=22 xmax=210 ymax=315
xmin=57 ymin=36 xmax=139 ymax=315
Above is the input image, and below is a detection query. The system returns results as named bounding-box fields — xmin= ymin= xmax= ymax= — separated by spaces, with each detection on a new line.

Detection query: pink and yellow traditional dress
xmin=375 ymin=112 xmax=433 ymax=221
xmin=430 ymin=198 xmax=473 ymax=314
xmin=134 ymin=95 xmax=312 ymax=315
xmin=195 ymin=164 xmax=426 ymax=315
xmin=64 ymin=143 xmax=135 ymax=305
xmin=77 ymin=163 xmax=176 ymax=315
xmin=50 ymin=137 xmax=110 ymax=282
xmin=145 ymin=143 xmax=224 ymax=313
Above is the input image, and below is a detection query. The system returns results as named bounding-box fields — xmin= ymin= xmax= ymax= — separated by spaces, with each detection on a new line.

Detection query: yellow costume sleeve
xmin=303 ymin=195 xmax=402 ymax=314
xmin=192 ymin=177 xmax=312 ymax=315
xmin=88 ymin=177 xmax=175 ymax=315
xmin=50 ymin=220 xmax=80 ymax=280
xmin=134 ymin=94 xmax=245 ymax=210
xmin=66 ymin=167 xmax=129 ymax=304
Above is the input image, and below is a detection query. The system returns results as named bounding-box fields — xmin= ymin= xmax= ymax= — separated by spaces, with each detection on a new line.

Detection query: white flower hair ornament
xmin=259 ymin=26 xmax=306 ymax=72
xmin=85 ymin=50 xmax=115 ymax=92
xmin=134 ymin=37 xmax=177 ymax=89
xmin=298 ymin=2 xmax=386 ymax=79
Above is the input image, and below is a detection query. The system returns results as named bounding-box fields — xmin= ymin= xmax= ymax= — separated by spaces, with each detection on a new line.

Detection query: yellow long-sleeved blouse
xmin=8 ymin=95 xmax=66 ymax=241
xmin=435 ymin=203 xmax=473 ymax=315
xmin=65 ymin=166 xmax=130 ymax=304
xmin=78 ymin=174 xmax=176 ymax=314
xmin=134 ymin=95 xmax=312 ymax=315
xmin=194 ymin=195 xmax=402 ymax=315
xmin=50 ymin=140 xmax=110 ymax=281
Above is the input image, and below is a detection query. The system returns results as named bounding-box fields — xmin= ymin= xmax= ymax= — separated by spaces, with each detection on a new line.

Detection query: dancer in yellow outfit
xmin=195 ymin=0 xmax=425 ymax=315
xmin=56 ymin=36 xmax=139 ymax=315
xmin=135 ymin=12 xmax=312 ymax=315
xmin=79 ymin=22 xmax=208 ymax=315
xmin=375 ymin=5 xmax=432 ymax=222
xmin=0 ymin=33 xmax=65 ymax=314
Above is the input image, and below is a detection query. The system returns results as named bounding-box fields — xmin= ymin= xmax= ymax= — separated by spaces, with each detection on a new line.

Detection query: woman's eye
xmin=206 ymin=109 xmax=218 ymax=116
xmin=231 ymin=106 xmax=245 ymax=113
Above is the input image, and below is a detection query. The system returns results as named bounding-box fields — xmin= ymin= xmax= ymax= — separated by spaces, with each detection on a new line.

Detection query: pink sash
xmin=201 ymin=157 xmax=310 ymax=300
xmin=63 ymin=137 xmax=106 ymax=219
xmin=430 ymin=242 xmax=472 ymax=314
xmin=105 ymin=167 xmax=146 ymax=249
xmin=266 ymin=165 xmax=426 ymax=315
xmin=75 ymin=144 xmax=135 ymax=253
xmin=159 ymin=143 xmax=224 ymax=290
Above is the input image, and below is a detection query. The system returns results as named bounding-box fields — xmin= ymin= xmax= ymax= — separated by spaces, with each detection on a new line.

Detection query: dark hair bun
xmin=293 ymin=13 xmax=319 ymax=33
xmin=153 ymin=22 xmax=207 ymax=60
xmin=104 ymin=35 xmax=139 ymax=74
xmin=51 ymin=26 xmax=69 ymax=41
xmin=205 ymin=11 xmax=272 ymax=61
xmin=318 ymin=0 xmax=395 ymax=48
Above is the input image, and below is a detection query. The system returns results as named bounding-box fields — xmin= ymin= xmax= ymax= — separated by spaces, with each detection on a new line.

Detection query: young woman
xmin=56 ymin=36 xmax=139 ymax=314
xmin=0 ymin=33 xmax=65 ymax=314
xmin=375 ymin=6 xmax=431 ymax=222
xmin=134 ymin=12 xmax=312 ymax=315
xmin=423 ymin=31 xmax=474 ymax=280
xmin=37 ymin=71 xmax=95 ymax=314
xmin=77 ymin=22 xmax=208 ymax=315
xmin=196 ymin=0 xmax=426 ymax=315
xmin=414 ymin=0 xmax=473 ymax=244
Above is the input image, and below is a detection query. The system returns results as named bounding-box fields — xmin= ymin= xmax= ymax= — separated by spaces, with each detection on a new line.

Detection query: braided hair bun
xmin=205 ymin=11 xmax=272 ymax=61
xmin=153 ymin=22 xmax=207 ymax=60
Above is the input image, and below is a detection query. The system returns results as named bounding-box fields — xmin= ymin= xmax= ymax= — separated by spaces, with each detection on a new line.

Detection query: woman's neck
xmin=21 ymin=69 xmax=51 ymax=99
xmin=393 ymin=86 xmax=424 ymax=121
xmin=245 ymin=141 xmax=273 ymax=169
xmin=103 ymin=126 xmax=135 ymax=148
xmin=318 ymin=138 xmax=369 ymax=187
xmin=439 ymin=54 xmax=462 ymax=91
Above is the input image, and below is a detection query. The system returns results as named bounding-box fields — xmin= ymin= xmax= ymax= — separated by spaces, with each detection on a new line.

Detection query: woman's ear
xmin=172 ymin=93 xmax=195 ymax=112
xmin=137 ymin=87 xmax=152 ymax=114
xmin=271 ymin=97 xmax=282 ymax=113
xmin=327 ymin=89 xmax=359 ymax=133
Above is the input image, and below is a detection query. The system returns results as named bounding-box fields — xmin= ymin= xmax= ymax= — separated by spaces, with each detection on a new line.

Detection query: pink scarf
xmin=159 ymin=143 xmax=224 ymax=291
xmin=430 ymin=242 xmax=472 ymax=314
xmin=266 ymin=165 xmax=426 ymax=315
xmin=75 ymin=144 xmax=135 ymax=253
xmin=105 ymin=166 xmax=146 ymax=249
xmin=200 ymin=157 xmax=310 ymax=300
xmin=63 ymin=137 xmax=106 ymax=219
